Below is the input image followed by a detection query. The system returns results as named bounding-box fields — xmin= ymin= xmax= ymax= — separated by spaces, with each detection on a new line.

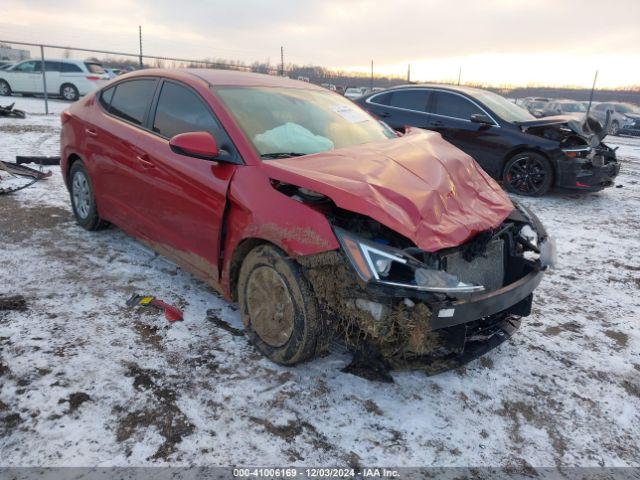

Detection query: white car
xmin=0 ymin=59 xmax=109 ymax=101
xmin=344 ymin=86 xmax=371 ymax=100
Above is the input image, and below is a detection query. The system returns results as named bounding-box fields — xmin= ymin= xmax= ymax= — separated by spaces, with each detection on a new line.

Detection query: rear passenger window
xmin=388 ymin=90 xmax=429 ymax=111
xmin=108 ymin=79 xmax=156 ymax=126
xmin=152 ymin=82 xmax=218 ymax=138
xmin=60 ymin=63 xmax=82 ymax=73
xmin=100 ymin=87 xmax=115 ymax=109
xmin=44 ymin=61 xmax=61 ymax=72
xmin=432 ymin=92 xmax=483 ymax=120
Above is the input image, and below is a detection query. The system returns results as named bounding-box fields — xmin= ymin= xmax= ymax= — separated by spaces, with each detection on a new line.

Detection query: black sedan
xmin=356 ymin=85 xmax=619 ymax=196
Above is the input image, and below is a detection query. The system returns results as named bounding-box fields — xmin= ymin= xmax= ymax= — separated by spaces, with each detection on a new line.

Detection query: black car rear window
xmin=108 ymin=79 xmax=156 ymax=126
xmin=388 ymin=90 xmax=429 ymax=111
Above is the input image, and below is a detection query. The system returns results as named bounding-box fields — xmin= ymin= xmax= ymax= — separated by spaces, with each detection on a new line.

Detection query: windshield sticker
xmin=332 ymin=105 xmax=369 ymax=124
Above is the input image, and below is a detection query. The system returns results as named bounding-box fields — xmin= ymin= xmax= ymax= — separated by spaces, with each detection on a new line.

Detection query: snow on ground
xmin=1 ymin=96 xmax=639 ymax=469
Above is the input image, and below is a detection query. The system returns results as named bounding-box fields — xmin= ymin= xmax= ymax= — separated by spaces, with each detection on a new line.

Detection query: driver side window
xmin=152 ymin=82 xmax=219 ymax=139
xmin=432 ymin=91 xmax=483 ymax=120
xmin=14 ymin=61 xmax=38 ymax=72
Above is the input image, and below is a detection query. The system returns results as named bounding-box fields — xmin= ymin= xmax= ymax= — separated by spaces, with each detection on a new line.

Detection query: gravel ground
xmin=1 ymin=96 xmax=639 ymax=469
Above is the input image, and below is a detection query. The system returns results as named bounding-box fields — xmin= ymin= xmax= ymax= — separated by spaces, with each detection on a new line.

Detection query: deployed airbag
xmin=254 ymin=122 xmax=334 ymax=155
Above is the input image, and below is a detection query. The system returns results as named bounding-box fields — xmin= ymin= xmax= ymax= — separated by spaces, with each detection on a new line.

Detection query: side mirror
xmin=169 ymin=131 xmax=221 ymax=161
xmin=470 ymin=113 xmax=493 ymax=125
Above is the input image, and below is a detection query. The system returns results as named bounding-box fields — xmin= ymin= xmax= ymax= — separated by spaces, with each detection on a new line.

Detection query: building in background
xmin=0 ymin=44 xmax=30 ymax=61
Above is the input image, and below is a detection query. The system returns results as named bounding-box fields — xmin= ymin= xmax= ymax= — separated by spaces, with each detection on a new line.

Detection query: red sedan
xmin=60 ymin=69 xmax=554 ymax=373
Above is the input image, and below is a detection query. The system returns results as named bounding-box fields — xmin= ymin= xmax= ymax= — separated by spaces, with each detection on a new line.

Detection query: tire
xmin=60 ymin=83 xmax=79 ymax=101
xmin=502 ymin=151 xmax=553 ymax=196
xmin=610 ymin=121 xmax=620 ymax=136
xmin=0 ymin=79 xmax=11 ymax=96
xmin=237 ymin=244 xmax=326 ymax=365
xmin=69 ymin=160 xmax=109 ymax=231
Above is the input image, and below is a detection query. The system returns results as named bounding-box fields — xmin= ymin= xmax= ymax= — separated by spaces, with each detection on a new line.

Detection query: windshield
xmin=616 ymin=104 xmax=638 ymax=114
xmin=215 ymin=86 xmax=396 ymax=157
xmin=471 ymin=90 xmax=535 ymax=122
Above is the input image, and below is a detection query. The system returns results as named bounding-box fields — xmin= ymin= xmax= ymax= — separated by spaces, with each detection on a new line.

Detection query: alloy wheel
xmin=72 ymin=171 xmax=91 ymax=219
xmin=505 ymin=155 xmax=548 ymax=195
xmin=62 ymin=86 xmax=77 ymax=101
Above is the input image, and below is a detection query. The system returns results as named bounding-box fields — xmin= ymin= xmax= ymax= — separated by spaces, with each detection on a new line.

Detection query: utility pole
xmin=586 ymin=70 xmax=598 ymax=119
xmin=280 ymin=46 xmax=284 ymax=76
xmin=138 ymin=26 xmax=143 ymax=69
xmin=407 ymin=64 xmax=411 ymax=83
xmin=40 ymin=45 xmax=49 ymax=115
xmin=370 ymin=59 xmax=373 ymax=89
xmin=457 ymin=66 xmax=461 ymax=86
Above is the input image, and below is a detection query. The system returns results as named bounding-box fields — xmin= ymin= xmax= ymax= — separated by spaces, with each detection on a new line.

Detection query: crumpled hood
xmin=262 ymin=129 xmax=514 ymax=252
xmin=516 ymin=113 xmax=584 ymax=129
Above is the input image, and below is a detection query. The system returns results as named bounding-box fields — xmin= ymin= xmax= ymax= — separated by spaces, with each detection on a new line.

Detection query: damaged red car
xmin=60 ymin=70 xmax=555 ymax=374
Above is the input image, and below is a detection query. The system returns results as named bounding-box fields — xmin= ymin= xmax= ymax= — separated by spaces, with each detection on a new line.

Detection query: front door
xmin=134 ymin=80 xmax=239 ymax=285
xmin=9 ymin=60 xmax=40 ymax=92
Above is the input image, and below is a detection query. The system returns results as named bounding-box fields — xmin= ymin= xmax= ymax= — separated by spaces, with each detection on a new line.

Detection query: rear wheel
xmin=0 ymin=80 xmax=11 ymax=96
xmin=69 ymin=160 xmax=109 ymax=231
xmin=502 ymin=152 xmax=553 ymax=196
xmin=237 ymin=244 xmax=326 ymax=365
xmin=60 ymin=83 xmax=79 ymax=101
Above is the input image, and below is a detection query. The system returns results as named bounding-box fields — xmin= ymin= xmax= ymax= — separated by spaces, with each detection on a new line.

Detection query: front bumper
xmin=429 ymin=270 xmax=543 ymax=329
xmin=556 ymin=155 xmax=620 ymax=191
xmin=620 ymin=126 xmax=640 ymax=137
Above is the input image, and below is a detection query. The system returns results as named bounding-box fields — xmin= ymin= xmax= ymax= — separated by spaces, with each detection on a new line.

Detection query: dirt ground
xmin=0 ymin=97 xmax=639 ymax=468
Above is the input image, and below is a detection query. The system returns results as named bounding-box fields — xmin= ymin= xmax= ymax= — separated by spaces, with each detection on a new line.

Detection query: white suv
xmin=0 ymin=59 xmax=109 ymax=101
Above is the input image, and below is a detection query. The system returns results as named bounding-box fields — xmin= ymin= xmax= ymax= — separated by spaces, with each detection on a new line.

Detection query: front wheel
xmin=237 ymin=244 xmax=326 ymax=365
xmin=60 ymin=83 xmax=79 ymax=101
xmin=502 ymin=152 xmax=553 ymax=196
xmin=69 ymin=160 xmax=109 ymax=230
xmin=0 ymin=79 xmax=11 ymax=96
xmin=610 ymin=121 xmax=620 ymax=136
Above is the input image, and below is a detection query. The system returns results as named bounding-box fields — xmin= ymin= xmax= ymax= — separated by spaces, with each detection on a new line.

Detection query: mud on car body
xmin=60 ymin=69 xmax=554 ymax=375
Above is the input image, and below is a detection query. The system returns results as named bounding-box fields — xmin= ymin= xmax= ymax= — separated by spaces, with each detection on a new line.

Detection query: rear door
xmin=427 ymin=90 xmax=505 ymax=174
xmin=137 ymin=79 xmax=239 ymax=283
xmin=43 ymin=61 xmax=62 ymax=95
xmin=364 ymin=88 xmax=431 ymax=132
xmin=89 ymin=78 xmax=159 ymax=235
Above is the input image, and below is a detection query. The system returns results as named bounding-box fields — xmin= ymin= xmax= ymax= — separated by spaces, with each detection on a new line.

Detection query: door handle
xmin=85 ymin=128 xmax=98 ymax=137
xmin=429 ymin=120 xmax=443 ymax=127
xmin=378 ymin=111 xmax=390 ymax=118
xmin=136 ymin=155 xmax=155 ymax=168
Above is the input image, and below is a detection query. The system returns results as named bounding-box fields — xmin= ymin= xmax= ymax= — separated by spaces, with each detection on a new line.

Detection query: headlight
xmin=562 ymin=146 xmax=592 ymax=158
xmin=333 ymin=227 xmax=484 ymax=294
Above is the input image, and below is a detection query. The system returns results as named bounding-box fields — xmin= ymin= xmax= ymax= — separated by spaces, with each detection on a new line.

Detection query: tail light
xmin=86 ymin=76 xmax=101 ymax=81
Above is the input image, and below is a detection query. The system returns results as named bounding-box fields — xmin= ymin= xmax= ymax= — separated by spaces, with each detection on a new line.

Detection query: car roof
xmin=120 ymin=68 xmax=326 ymax=90
xmin=370 ymin=83 xmax=499 ymax=98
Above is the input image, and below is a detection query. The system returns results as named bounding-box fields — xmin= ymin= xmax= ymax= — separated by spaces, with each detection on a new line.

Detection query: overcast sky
xmin=1 ymin=0 xmax=639 ymax=87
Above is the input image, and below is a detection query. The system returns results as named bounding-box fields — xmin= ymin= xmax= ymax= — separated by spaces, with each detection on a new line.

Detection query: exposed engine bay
xmin=276 ymin=181 xmax=554 ymax=376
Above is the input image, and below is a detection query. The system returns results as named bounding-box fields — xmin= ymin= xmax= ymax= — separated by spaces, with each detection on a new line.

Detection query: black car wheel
xmin=503 ymin=152 xmax=553 ymax=197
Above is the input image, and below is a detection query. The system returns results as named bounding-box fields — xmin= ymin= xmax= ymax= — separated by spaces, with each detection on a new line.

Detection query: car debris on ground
xmin=126 ymin=294 xmax=184 ymax=322
xmin=0 ymin=160 xmax=52 ymax=194
xmin=16 ymin=155 xmax=61 ymax=166
xmin=0 ymin=103 xmax=26 ymax=119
